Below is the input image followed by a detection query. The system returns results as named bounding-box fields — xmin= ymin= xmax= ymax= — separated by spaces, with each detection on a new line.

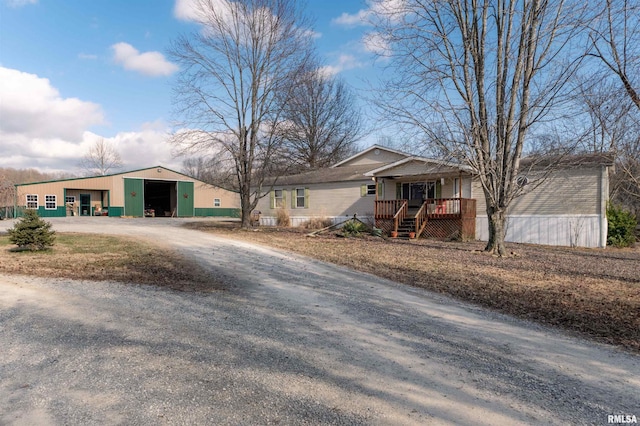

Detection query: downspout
xmin=600 ymin=165 xmax=609 ymax=248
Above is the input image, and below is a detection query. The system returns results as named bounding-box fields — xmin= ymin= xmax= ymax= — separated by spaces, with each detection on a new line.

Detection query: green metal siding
xmin=109 ymin=206 xmax=124 ymax=217
xmin=124 ymin=178 xmax=144 ymax=217
xmin=177 ymin=181 xmax=194 ymax=217
xmin=194 ymin=208 xmax=240 ymax=217
xmin=38 ymin=207 xmax=66 ymax=217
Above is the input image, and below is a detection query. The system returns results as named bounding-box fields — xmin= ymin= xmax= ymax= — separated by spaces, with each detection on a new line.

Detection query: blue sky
xmin=0 ymin=0 xmax=387 ymax=174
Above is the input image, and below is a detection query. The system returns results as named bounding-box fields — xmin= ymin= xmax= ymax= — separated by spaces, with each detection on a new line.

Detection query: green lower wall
xmin=108 ymin=207 xmax=124 ymax=217
xmin=195 ymin=208 xmax=240 ymax=217
xmin=14 ymin=207 xmax=66 ymax=218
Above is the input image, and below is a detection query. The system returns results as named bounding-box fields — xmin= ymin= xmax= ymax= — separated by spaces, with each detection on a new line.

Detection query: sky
xmin=0 ymin=0 xmax=387 ymax=175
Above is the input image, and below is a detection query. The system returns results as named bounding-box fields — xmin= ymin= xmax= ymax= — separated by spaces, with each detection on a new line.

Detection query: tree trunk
xmin=485 ymin=206 xmax=507 ymax=256
xmin=240 ymin=190 xmax=252 ymax=229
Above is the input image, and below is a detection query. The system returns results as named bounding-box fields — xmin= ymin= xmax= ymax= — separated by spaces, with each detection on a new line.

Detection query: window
xmin=45 ymin=195 xmax=57 ymax=210
xmin=65 ymin=196 xmax=76 ymax=204
xmin=26 ymin=194 xmax=38 ymax=209
xmin=295 ymin=188 xmax=305 ymax=208
xmin=272 ymin=189 xmax=284 ymax=208
xmin=214 ymin=198 xmax=221 ymax=207
xmin=361 ymin=184 xmax=377 ymax=197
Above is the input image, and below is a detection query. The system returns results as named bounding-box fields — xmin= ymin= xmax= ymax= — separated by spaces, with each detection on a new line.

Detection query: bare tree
xmin=586 ymin=0 xmax=640 ymax=215
xmin=588 ymin=0 xmax=640 ymax=110
xmin=80 ymin=138 xmax=123 ymax=176
xmin=370 ymin=0 xmax=586 ymax=255
xmin=182 ymin=155 xmax=236 ymax=189
xmin=279 ymin=66 xmax=363 ymax=171
xmin=169 ymin=0 xmax=314 ymax=228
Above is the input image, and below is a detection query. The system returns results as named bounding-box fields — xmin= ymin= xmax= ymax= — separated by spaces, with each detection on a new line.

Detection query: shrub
xmin=8 ymin=210 xmax=56 ymax=251
xmin=341 ymin=219 xmax=368 ymax=237
xmin=275 ymin=207 xmax=290 ymax=227
xmin=303 ymin=217 xmax=333 ymax=229
xmin=607 ymin=204 xmax=637 ymax=247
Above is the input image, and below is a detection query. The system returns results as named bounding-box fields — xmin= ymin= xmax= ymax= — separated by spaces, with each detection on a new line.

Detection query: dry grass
xmin=185 ymin=221 xmax=640 ymax=352
xmin=0 ymin=233 xmax=222 ymax=292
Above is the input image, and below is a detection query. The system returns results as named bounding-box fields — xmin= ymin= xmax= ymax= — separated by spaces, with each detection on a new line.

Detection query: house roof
xmin=364 ymin=156 xmax=471 ymax=177
xmin=330 ymin=144 xmax=413 ymax=168
xmin=519 ymin=152 xmax=616 ymax=169
xmin=264 ymin=164 xmax=380 ymax=186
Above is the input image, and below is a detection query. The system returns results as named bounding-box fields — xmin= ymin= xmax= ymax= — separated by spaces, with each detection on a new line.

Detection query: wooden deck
xmin=375 ymin=198 xmax=477 ymax=240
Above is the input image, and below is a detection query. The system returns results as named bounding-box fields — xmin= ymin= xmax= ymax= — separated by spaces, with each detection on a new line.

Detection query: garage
xmin=14 ymin=166 xmax=238 ymax=218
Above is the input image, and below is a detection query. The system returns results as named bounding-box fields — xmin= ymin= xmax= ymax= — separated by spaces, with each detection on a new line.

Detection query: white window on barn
xmin=214 ymin=198 xmax=221 ymax=207
xmin=26 ymin=194 xmax=38 ymax=209
xmin=65 ymin=196 xmax=76 ymax=204
xmin=45 ymin=195 xmax=57 ymax=210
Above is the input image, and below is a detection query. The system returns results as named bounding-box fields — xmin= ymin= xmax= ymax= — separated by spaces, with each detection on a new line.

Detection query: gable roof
xmin=364 ymin=156 xmax=471 ymax=177
xmin=331 ymin=144 xmax=412 ymax=168
xmin=15 ymin=165 xmax=222 ymax=188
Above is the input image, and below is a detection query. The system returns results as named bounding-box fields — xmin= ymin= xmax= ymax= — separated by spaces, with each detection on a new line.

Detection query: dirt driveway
xmin=1 ymin=217 xmax=638 ymax=425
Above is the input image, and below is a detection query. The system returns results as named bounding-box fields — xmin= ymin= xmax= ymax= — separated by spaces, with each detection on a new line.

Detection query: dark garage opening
xmin=144 ymin=180 xmax=177 ymax=217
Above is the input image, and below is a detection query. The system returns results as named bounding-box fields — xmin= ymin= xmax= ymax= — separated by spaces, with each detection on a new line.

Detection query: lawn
xmin=185 ymin=221 xmax=640 ymax=353
xmin=0 ymin=233 xmax=221 ymax=292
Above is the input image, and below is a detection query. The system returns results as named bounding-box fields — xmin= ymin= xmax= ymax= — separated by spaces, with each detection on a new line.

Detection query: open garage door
xmin=144 ymin=180 xmax=177 ymax=217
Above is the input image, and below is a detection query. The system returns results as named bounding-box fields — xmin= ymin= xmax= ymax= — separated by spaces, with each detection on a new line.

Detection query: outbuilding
xmin=14 ymin=166 xmax=240 ymax=218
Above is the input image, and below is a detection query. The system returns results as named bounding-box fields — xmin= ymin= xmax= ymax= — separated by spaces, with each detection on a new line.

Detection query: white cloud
xmin=111 ymin=42 xmax=178 ymax=77
xmin=5 ymin=0 xmax=37 ymax=8
xmin=332 ymin=1 xmax=408 ymax=27
xmin=0 ymin=67 xmax=180 ymax=174
xmin=318 ymin=54 xmax=363 ymax=76
xmin=332 ymin=9 xmax=371 ymax=27
xmin=0 ymin=67 xmax=104 ymax=141
xmin=174 ymin=0 xmax=232 ymax=24
xmin=362 ymin=32 xmax=392 ymax=57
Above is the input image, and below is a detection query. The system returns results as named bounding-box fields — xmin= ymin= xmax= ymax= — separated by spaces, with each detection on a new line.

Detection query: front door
xmin=79 ymin=194 xmax=91 ymax=216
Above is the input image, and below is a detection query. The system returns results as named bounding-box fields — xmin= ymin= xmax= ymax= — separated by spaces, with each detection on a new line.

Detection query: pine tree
xmin=8 ymin=210 xmax=56 ymax=250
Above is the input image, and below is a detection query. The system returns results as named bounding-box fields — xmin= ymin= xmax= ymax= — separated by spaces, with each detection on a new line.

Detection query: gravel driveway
xmin=1 ymin=217 xmax=638 ymax=425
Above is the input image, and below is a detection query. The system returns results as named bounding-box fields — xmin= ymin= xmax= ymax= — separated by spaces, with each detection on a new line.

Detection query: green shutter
xmin=396 ymin=183 xmax=402 ymax=199
xmin=361 ymin=184 xmax=367 ymax=197
xmin=291 ymin=189 xmax=296 ymax=208
xmin=436 ymin=180 xmax=442 ymax=199
xmin=304 ymin=188 xmax=309 ymax=209
xmin=270 ymin=190 xmax=275 ymax=209
xmin=377 ymin=183 xmax=383 ymax=198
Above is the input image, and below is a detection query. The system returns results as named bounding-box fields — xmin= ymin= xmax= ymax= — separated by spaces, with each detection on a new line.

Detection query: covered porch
xmin=368 ymin=162 xmax=476 ymax=239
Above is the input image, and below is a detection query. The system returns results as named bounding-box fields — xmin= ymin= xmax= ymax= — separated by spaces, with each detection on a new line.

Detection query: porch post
xmin=373 ymin=177 xmax=378 ymax=218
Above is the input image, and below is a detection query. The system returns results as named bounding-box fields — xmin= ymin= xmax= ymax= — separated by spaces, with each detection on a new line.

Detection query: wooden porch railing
xmin=414 ymin=201 xmax=428 ymax=235
xmin=375 ymin=199 xmax=408 ymax=219
xmin=392 ymin=200 xmax=408 ymax=234
xmin=423 ymin=198 xmax=462 ymax=218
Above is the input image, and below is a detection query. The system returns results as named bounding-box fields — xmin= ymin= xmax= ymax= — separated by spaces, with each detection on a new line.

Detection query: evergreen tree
xmin=8 ymin=210 xmax=56 ymax=251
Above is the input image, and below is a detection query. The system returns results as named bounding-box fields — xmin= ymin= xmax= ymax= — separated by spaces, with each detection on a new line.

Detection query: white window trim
xmin=65 ymin=196 xmax=76 ymax=204
xmin=294 ymin=188 xmax=306 ymax=209
xmin=214 ymin=198 xmax=221 ymax=207
xmin=26 ymin=194 xmax=38 ymax=209
xmin=45 ymin=194 xmax=57 ymax=210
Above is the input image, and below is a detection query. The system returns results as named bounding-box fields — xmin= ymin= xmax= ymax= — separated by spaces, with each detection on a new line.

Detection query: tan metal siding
xmin=193 ymin=183 xmax=240 ymax=209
